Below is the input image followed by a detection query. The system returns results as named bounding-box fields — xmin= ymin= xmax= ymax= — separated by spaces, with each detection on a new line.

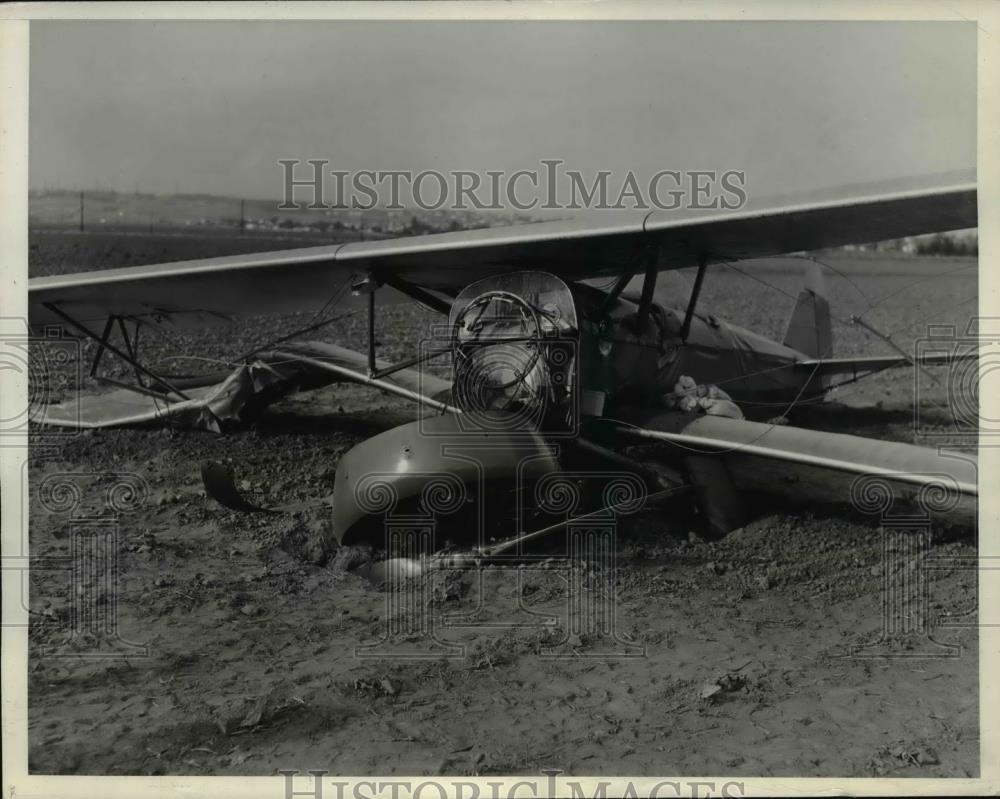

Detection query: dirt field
xmin=26 ymin=231 xmax=979 ymax=777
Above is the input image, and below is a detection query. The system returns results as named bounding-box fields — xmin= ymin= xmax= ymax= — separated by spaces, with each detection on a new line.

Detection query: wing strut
xmin=368 ymin=290 xmax=376 ymax=375
xmin=371 ymin=344 xmax=450 ymax=382
xmin=42 ymin=303 xmax=192 ymax=401
xmin=635 ymin=246 xmax=660 ymax=330
xmin=379 ymin=273 xmax=452 ymax=315
xmin=89 ymin=316 xmax=115 ymax=378
xmin=351 ymin=273 xmax=453 ymax=385
xmin=349 ymin=274 xmax=381 ymax=376
xmin=680 ymin=253 xmax=709 ymax=342
xmin=600 ymin=266 xmax=638 ymax=315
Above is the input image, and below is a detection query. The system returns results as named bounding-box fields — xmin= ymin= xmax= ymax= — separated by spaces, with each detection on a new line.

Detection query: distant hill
xmin=28 ymin=189 xmax=535 ymax=237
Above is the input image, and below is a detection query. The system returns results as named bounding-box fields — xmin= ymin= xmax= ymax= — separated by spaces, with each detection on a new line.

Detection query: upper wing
xmin=29 ymin=169 xmax=976 ymax=328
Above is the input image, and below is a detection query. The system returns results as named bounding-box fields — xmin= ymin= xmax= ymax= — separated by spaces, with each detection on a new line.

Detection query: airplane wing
xmin=38 ymin=341 xmax=454 ymax=430
xmin=29 ymin=169 xmax=976 ymax=328
xmin=606 ymin=409 xmax=977 ymax=535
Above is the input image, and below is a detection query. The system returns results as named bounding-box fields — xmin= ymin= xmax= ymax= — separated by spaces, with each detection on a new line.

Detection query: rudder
xmin=782 ymin=262 xmax=833 ymax=358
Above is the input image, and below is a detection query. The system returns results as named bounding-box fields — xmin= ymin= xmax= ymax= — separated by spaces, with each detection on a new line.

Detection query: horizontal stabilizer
xmin=794 ymin=350 xmax=978 ymax=379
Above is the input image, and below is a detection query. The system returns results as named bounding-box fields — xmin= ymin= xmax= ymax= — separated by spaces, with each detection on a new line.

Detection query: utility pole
xmin=79 ymin=190 xmax=84 ymax=232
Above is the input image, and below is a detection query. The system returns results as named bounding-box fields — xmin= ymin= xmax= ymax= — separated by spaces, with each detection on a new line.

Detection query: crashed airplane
xmin=29 ymin=169 xmax=979 ymax=559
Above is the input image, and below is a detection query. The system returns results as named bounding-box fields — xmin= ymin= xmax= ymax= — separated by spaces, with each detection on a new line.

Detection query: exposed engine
xmin=449 ymin=270 xmax=686 ymax=433
xmin=449 ymin=272 xmax=580 ymax=433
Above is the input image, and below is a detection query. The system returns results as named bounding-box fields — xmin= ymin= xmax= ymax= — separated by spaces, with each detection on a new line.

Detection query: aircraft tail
xmin=781 ymin=262 xmax=833 ymax=358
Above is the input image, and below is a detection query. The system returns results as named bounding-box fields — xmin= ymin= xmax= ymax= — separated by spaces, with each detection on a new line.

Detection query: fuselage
xmin=571 ymin=282 xmax=821 ymax=420
xmin=605 ymin=294 xmax=820 ymax=415
xmin=448 ymin=271 xmax=823 ymax=427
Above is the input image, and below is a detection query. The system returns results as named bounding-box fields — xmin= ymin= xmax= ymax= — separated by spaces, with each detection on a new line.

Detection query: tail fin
xmin=782 ymin=262 xmax=833 ymax=358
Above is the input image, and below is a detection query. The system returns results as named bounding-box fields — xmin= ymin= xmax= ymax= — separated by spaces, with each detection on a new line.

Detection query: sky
xmin=29 ymin=20 xmax=976 ymax=208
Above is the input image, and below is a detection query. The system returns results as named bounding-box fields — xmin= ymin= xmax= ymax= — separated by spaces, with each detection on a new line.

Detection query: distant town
xmin=28 ymin=188 xmax=978 ymax=255
xmin=28 ymin=188 xmax=539 ymax=240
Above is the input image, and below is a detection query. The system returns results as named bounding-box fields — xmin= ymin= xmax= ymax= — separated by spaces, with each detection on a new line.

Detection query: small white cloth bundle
xmin=665 ymin=375 xmax=744 ymax=419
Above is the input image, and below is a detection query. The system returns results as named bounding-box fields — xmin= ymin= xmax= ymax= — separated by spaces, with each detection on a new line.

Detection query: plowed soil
xmin=26 ymin=230 xmax=979 ymax=777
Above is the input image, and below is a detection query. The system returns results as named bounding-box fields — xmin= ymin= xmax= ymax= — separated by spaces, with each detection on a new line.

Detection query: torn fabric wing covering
xmin=37 ymin=341 xmax=453 ymax=431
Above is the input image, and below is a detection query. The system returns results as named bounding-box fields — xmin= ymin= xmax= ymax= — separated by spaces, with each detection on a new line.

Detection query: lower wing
xmin=38 ymin=341 xmax=455 ymax=431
